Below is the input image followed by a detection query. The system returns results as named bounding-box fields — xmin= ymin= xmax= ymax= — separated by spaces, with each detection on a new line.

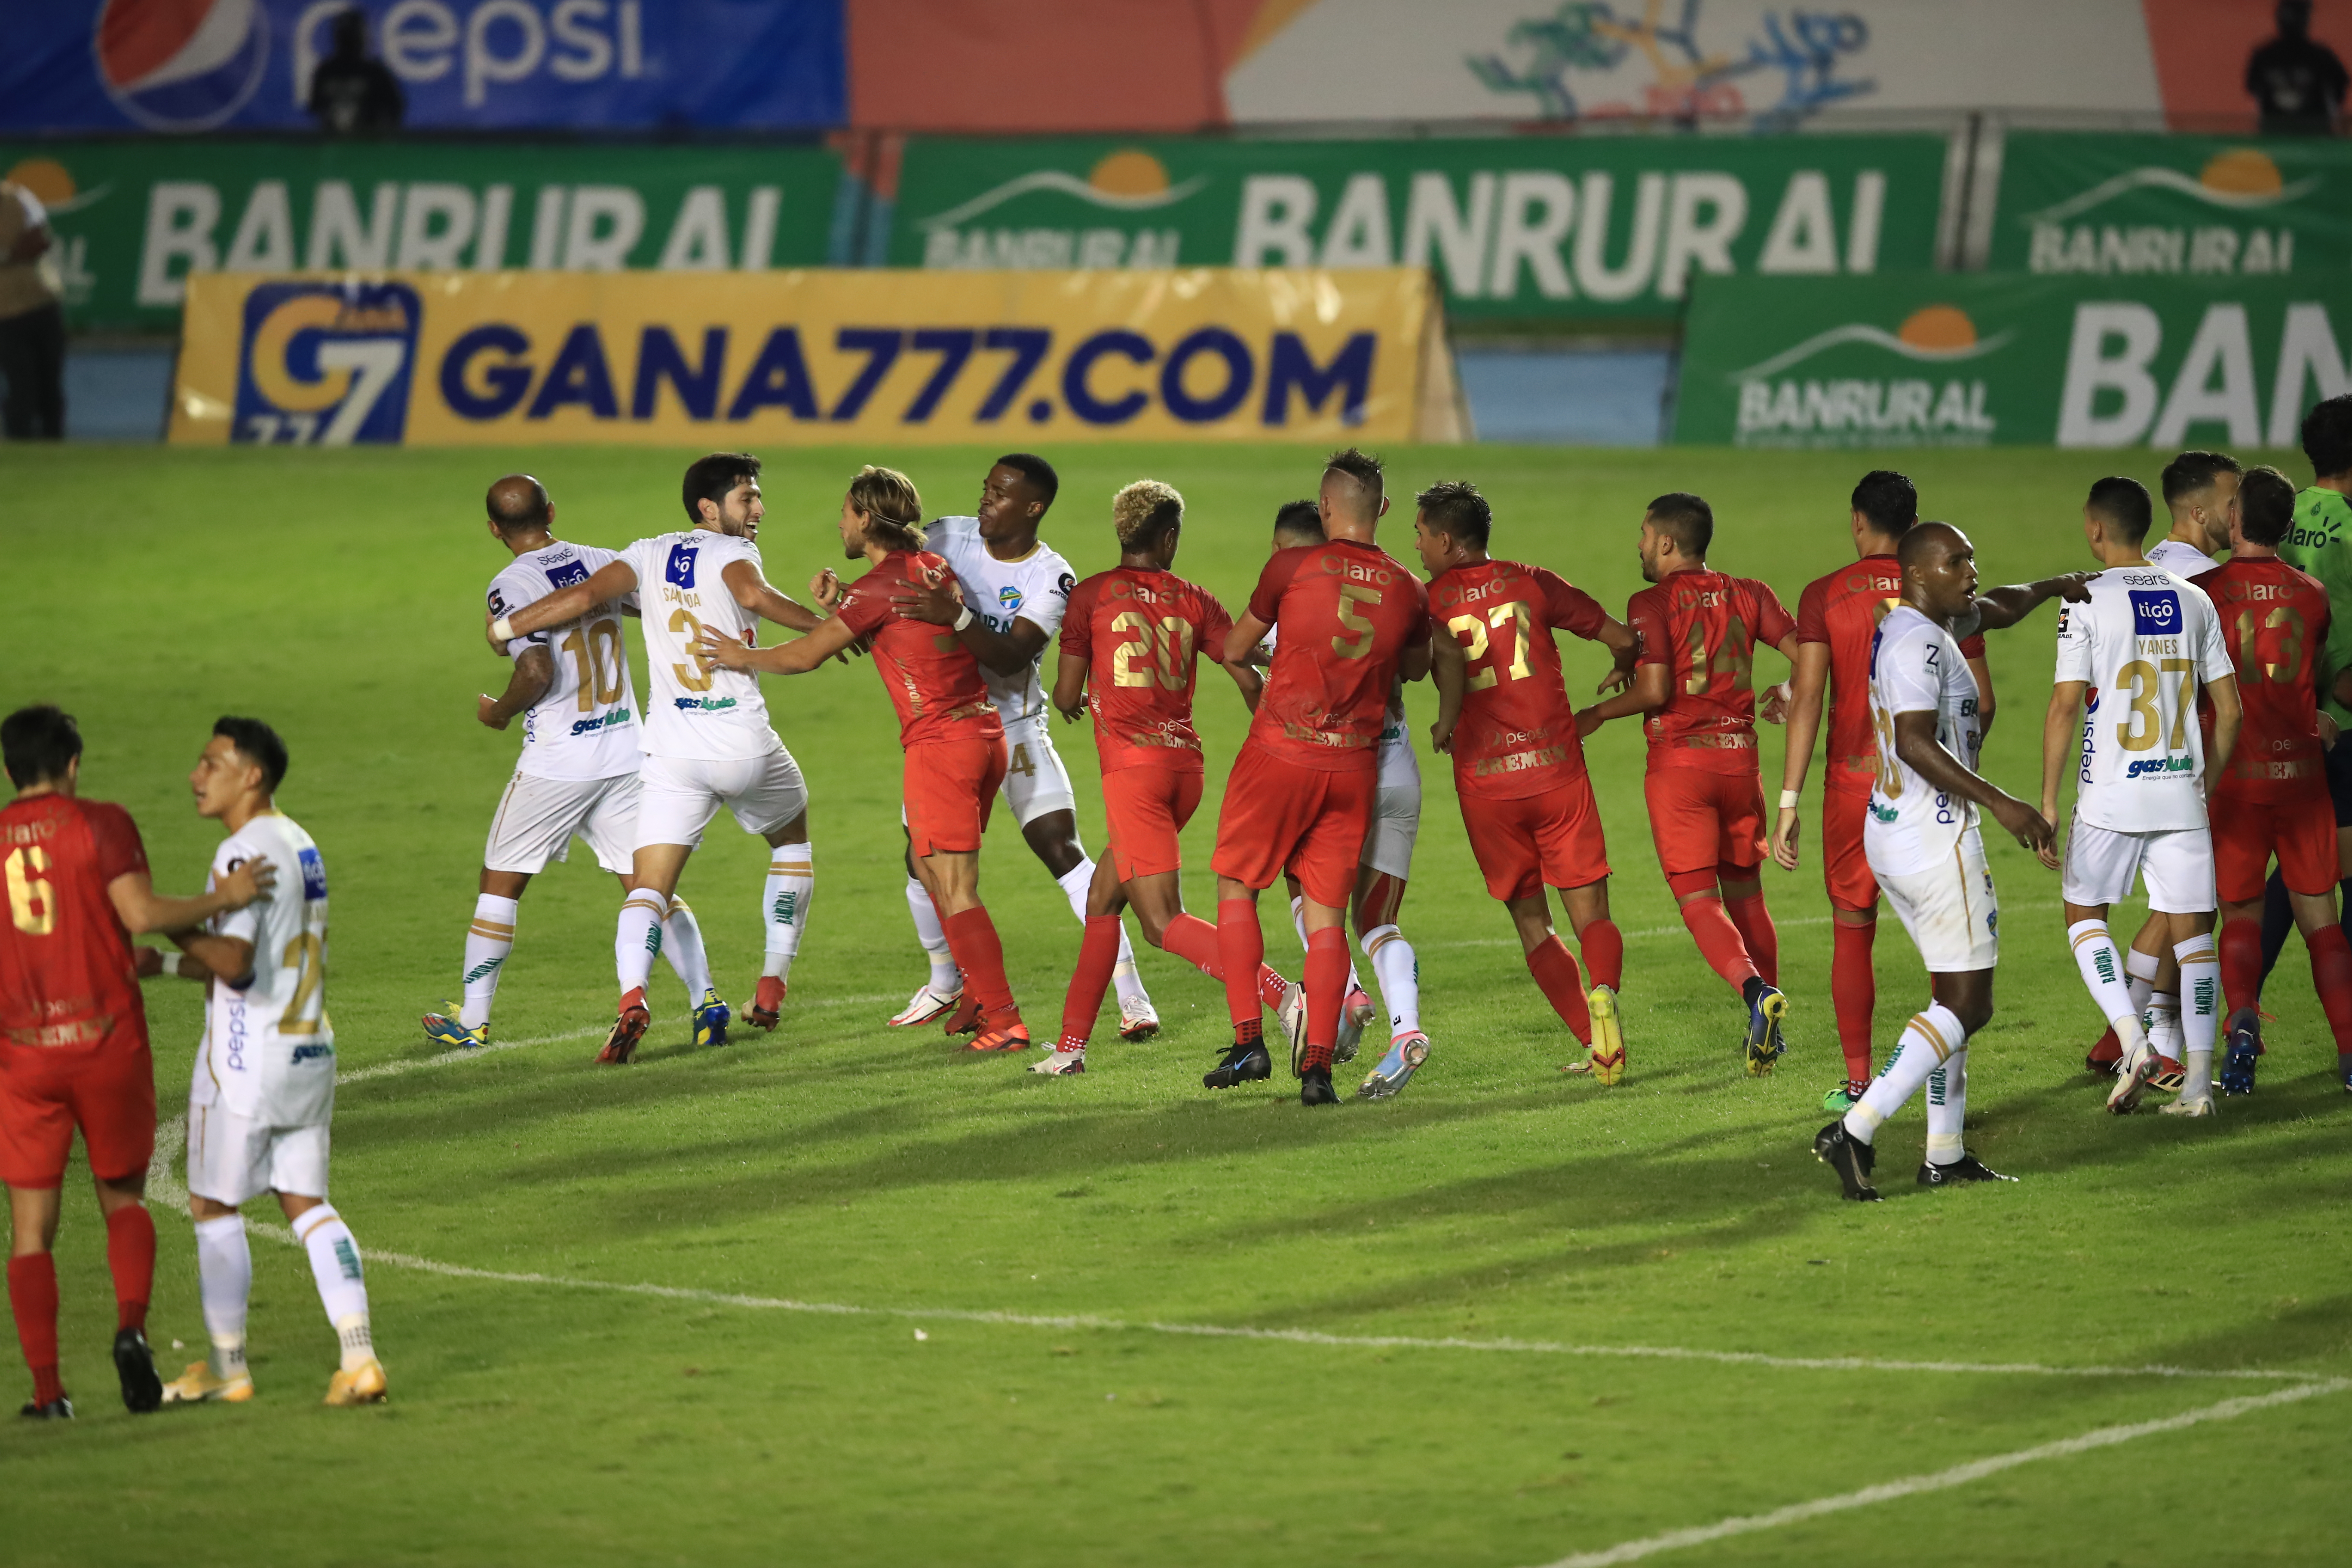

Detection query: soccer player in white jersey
xmin=878 ymin=454 xmax=1160 ymax=1040
xmin=2041 ymin=477 xmax=2243 ymax=1116
xmin=154 ymin=719 xmax=387 ymax=1406
xmin=1812 ymin=527 xmax=2088 ymax=1200
xmin=423 ymin=475 xmax=729 ymax=1055
xmin=489 ymin=453 xmax=829 ymax=1063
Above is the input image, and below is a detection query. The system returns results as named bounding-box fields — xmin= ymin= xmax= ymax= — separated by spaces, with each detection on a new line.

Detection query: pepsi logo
xmin=94 ymin=0 xmax=270 ymax=133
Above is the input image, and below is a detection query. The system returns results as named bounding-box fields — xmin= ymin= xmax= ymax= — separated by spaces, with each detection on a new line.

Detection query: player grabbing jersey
xmin=701 ymin=467 xmax=1030 ymax=1052
xmin=1577 ymin=493 xmax=1798 ymax=1075
xmin=878 ymin=455 xmax=1159 ymax=1042
xmin=1034 ymin=481 xmax=1278 ymax=1075
xmin=1208 ymin=450 xmax=1432 ymax=1106
xmin=2193 ymin=466 xmax=2352 ymax=1091
xmin=491 ymin=453 xmax=828 ymax=1063
xmin=1771 ymin=471 xmax=1992 ymax=1109
xmin=424 ymin=475 xmax=728 ymax=1057
xmin=151 ymin=718 xmax=387 ymax=1406
xmin=0 ymin=707 xmax=274 ymax=1419
xmin=2041 ymin=477 xmax=2242 ymax=1116
xmin=1418 ymin=482 xmax=1639 ymax=1090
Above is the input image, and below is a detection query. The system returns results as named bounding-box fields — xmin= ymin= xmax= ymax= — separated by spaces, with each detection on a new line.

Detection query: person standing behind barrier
xmin=2247 ymin=1 xmax=2346 ymax=135
xmin=0 ymin=178 xmax=64 ymax=441
xmin=308 ymin=9 xmax=405 ymax=136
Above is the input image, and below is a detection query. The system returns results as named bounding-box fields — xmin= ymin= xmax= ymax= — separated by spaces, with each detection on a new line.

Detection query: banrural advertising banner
xmin=0 ymin=141 xmax=845 ymax=335
xmin=1674 ymin=273 xmax=2351 ymax=450
xmin=167 ymin=266 xmax=1457 ymax=448
xmin=891 ymin=133 xmax=1947 ymax=323
xmin=1993 ymin=133 xmax=2352 ymax=280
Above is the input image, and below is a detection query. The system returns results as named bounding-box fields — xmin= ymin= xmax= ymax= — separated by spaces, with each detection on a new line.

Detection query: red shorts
xmin=1645 ymin=766 xmax=1767 ymax=878
xmin=1103 ymin=765 xmax=1204 ymax=883
xmin=1822 ymin=784 xmax=1879 ymax=912
xmin=904 ymin=738 xmax=1008 ymax=857
xmin=1462 ymin=778 xmax=1611 ymax=903
xmin=0 ymin=1032 xmax=156 ymax=1188
xmin=1211 ymin=747 xmax=1373 ymax=907
xmin=2214 ymin=787 xmax=2341 ymax=902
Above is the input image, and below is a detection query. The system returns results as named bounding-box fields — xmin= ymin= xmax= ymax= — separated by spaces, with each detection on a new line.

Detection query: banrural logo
xmin=919 ymin=150 xmax=1203 ymax=270
xmin=1731 ymin=304 xmax=2005 ymax=448
xmin=2025 ymin=148 xmax=2312 ymax=278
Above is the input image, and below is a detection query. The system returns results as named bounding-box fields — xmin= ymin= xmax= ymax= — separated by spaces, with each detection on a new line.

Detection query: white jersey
xmin=928 ymin=514 xmax=1074 ymax=724
xmin=1865 ymin=606 xmax=1984 ymax=877
xmin=1268 ymin=625 xmax=1417 ymax=788
xmin=2055 ymin=565 xmax=2234 ymax=832
xmin=487 ymin=541 xmax=641 ymax=781
xmin=193 ymin=813 xmax=334 ymax=1127
xmin=621 ymin=530 xmax=784 ymax=763
xmin=2146 ymin=537 xmax=2221 ymax=579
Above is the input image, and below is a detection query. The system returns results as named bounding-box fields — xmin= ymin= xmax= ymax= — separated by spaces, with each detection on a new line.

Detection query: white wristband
xmin=1779 ymin=789 xmax=1801 ymax=809
xmin=952 ymin=606 xmax=974 ymax=632
xmin=490 ymin=616 xmax=516 ymax=643
xmin=158 ymin=951 xmax=182 ymax=977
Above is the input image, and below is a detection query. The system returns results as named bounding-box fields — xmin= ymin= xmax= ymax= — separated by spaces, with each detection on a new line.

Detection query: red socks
xmin=105 ymin=1204 xmax=154 ymax=1333
xmin=1056 ymin=914 xmax=1123 ymax=1051
xmin=1831 ymin=917 xmax=1876 ymax=1081
xmin=2308 ymin=923 xmax=2352 ymax=1053
xmin=940 ymin=907 xmax=1020 ymax=1029
xmin=8 ymin=1253 xmax=62 ymax=1408
xmin=2220 ymin=918 xmax=2263 ymax=1018
xmin=1164 ymin=912 xmax=1292 ymax=1008
xmin=1217 ymin=899 xmax=1267 ymax=1041
xmin=1527 ymin=937 xmax=1592 ymax=1044
xmin=1721 ymin=869 xmax=1778 ymax=986
xmin=1581 ymin=919 xmax=1624 ymax=992
xmin=1673 ymin=892 xmax=1759 ymax=995
xmin=1302 ymin=927 xmax=1350 ymax=1071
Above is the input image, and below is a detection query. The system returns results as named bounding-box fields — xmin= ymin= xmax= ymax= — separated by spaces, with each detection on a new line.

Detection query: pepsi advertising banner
xmin=0 ymin=0 xmax=844 ymax=134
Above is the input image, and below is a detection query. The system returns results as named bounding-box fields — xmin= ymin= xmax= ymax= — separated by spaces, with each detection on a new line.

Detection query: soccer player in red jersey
xmin=1771 ymin=471 xmax=1992 ymax=1110
xmin=1418 ymin=482 xmax=1640 ymax=1087
xmin=1035 ymin=480 xmax=1286 ymax=1075
xmin=1208 ymin=449 xmax=1432 ymax=1106
xmin=2193 ymin=466 xmax=2352 ymax=1091
xmin=1577 ymin=492 xmax=1799 ymax=1074
xmin=0 ymin=706 xmax=273 ymax=1418
xmin=698 ymin=467 xmax=1030 ymax=1052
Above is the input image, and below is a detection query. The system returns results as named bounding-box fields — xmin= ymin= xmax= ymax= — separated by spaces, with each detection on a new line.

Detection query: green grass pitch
xmin=1 ymin=440 xmax=2347 ymax=1567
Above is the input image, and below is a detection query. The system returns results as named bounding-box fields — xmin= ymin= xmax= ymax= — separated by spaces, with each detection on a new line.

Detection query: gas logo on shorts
xmin=232 ymin=280 xmax=419 ymax=446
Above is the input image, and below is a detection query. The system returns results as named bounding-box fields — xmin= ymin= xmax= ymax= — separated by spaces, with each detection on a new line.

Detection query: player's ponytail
xmin=848 ymin=466 xmax=926 ymax=553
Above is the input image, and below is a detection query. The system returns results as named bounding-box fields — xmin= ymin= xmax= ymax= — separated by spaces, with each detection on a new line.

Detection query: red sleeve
xmin=835 ymin=570 xmax=893 ymax=638
xmin=1795 ymin=576 xmax=1830 ymax=645
xmin=1752 ymin=581 xmax=1798 ymax=648
xmin=1537 ymin=568 xmax=1608 ymax=640
xmin=1628 ymin=588 xmax=1669 ymax=666
xmin=1957 ymin=631 xmax=1987 ymax=659
xmin=1060 ymin=575 xmax=1099 ymax=661
xmin=1246 ymin=546 xmax=1307 ymax=625
xmin=1402 ymin=575 xmax=1431 ymax=647
xmin=84 ymin=803 xmax=148 ymax=885
xmin=1197 ymin=590 xmax=1233 ymax=658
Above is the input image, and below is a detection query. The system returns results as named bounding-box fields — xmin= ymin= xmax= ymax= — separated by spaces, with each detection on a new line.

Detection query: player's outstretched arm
xmin=694 ymin=614 xmax=856 ymax=677
xmin=478 ymin=645 xmax=554 ymax=730
xmin=1226 ymin=611 xmax=1273 ymax=670
xmin=1891 ymin=709 xmax=2052 ymax=857
xmin=106 ymin=858 xmax=276 ymax=937
xmin=2039 ymin=680 xmax=2087 ymax=870
xmin=1429 ymin=626 xmax=1466 ymax=754
xmin=1972 ymin=572 xmax=2095 ymax=632
xmin=1220 ymin=652 xmax=1264 ymax=712
xmin=1967 ymin=654 xmax=1997 ymax=742
xmin=2205 ymin=672 xmax=2243 ymax=790
xmin=491 ymin=560 xmax=638 ymax=650
xmin=1051 ymin=650 xmax=1089 ymax=722
xmin=888 ymin=573 xmax=1044 ymax=676
xmin=1756 ymin=633 xmax=1801 ymax=724
xmin=722 ymin=558 xmax=828 ymax=635
xmin=1770 ymin=641 xmax=1831 ymax=870
xmin=1574 ymin=661 xmax=1669 ymax=738
xmin=134 ymin=945 xmax=214 ymax=983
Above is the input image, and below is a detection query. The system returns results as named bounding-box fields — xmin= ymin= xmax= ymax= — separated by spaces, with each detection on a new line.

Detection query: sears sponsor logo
xmin=96 ymin=0 xmax=271 ymax=132
xmin=2129 ymin=590 xmax=2180 ymax=636
xmin=232 ymin=279 xmax=418 ymax=445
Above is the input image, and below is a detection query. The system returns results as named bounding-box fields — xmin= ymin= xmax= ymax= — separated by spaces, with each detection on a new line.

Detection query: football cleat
xmin=2084 ymin=1025 xmax=2122 ymax=1075
xmin=1118 ymin=994 xmax=1160 ymax=1041
xmin=693 ymin=989 xmax=733 ymax=1047
xmin=889 ymin=983 xmax=962 ymax=1028
xmin=113 ymin=1327 xmax=162 ymax=1414
xmin=1335 ymin=984 xmax=1375 ymax=1064
xmin=18 ymin=1396 xmax=73 ymax=1420
xmin=1028 ymin=1047 xmax=1086 ymax=1075
xmin=746 ymin=976 xmax=786 ymax=1032
xmin=1300 ymin=1066 xmax=1339 ymax=1106
xmin=2158 ymin=1096 xmax=2216 ymax=1118
xmin=2220 ymin=1010 xmax=2260 ymax=1096
xmin=596 ymin=989 xmax=649 ymax=1065
xmin=1812 ymin=1118 xmax=1880 ymax=1201
xmin=1822 ymin=1079 xmax=1870 ymax=1112
xmin=1277 ymin=983 xmax=1309 ymax=1077
xmin=1587 ymin=985 xmax=1627 ymax=1086
xmin=323 ymin=1358 xmax=389 ymax=1407
xmin=421 ymin=1008 xmax=487 ymax=1051
xmin=1744 ymin=985 xmax=1788 ymax=1075
xmin=1203 ymin=1041 xmax=1272 ymax=1090
xmin=2106 ymin=1040 xmax=2159 ymax=1114
xmin=1917 ymin=1154 xmax=2017 ymax=1186
xmin=2148 ymin=1057 xmax=2186 ymax=1095
xmin=940 ymin=992 xmax=983 ymax=1037
xmin=966 ymin=1022 xmax=1031 ymax=1053
xmin=1356 ymin=1033 xmax=1430 ymax=1100
xmin=161 ymin=1359 xmax=252 ymax=1404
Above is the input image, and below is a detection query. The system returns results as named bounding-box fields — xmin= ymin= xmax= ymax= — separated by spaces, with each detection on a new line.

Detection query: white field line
xmin=1532 ymin=1377 xmax=2351 ymax=1568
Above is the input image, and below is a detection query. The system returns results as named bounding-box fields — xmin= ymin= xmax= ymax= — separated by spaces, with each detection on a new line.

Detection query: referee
xmin=0 ymin=176 xmax=64 ymax=441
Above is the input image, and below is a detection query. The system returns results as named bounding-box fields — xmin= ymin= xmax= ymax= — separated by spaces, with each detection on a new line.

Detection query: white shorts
xmin=1000 ymin=713 xmax=1077 ymax=827
xmin=634 ymin=749 xmax=808 ymax=850
xmin=2062 ymin=818 xmax=2217 ymax=912
xmin=1363 ymin=733 xmax=1421 ymax=881
xmin=484 ymin=769 xmax=640 ymax=876
xmin=187 ymin=1102 xmax=330 ymax=1207
xmin=1876 ymin=828 xmax=2000 ymax=974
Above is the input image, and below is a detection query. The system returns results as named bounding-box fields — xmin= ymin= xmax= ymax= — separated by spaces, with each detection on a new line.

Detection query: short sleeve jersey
xmin=2278 ymin=485 xmax=2352 ymax=726
xmin=1245 ymin=541 xmax=1432 ymax=770
xmin=1629 ymin=570 xmax=1798 ymax=775
xmin=1430 ymin=558 xmax=1609 ymax=799
xmin=0 ymin=796 xmax=147 ymax=1051
xmin=928 ymin=514 xmax=1075 ymax=726
xmin=1864 ymin=606 xmax=1983 ymax=876
xmin=1796 ymin=555 xmax=1986 ymax=795
xmin=487 ymin=541 xmax=640 ymax=780
xmin=836 ymin=549 xmax=1007 ymax=749
xmin=2146 ymin=537 xmax=2221 ymax=580
xmin=621 ymin=530 xmax=784 ymax=763
xmin=2054 ymin=566 xmax=2235 ymax=831
xmin=1061 ymin=567 xmax=1233 ymax=774
xmin=196 ymin=813 xmax=334 ymax=1127
xmin=2192 ymin=556 xmax=2333 ymax=801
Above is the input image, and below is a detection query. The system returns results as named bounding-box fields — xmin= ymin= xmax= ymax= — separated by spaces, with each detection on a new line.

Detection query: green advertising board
xmin=890 ymin=132 xmax=1949 ymax=324
xmin=1993 ymin=132 xmax=2352 ymax=280
xmin=1 ymin=141 xmax=845 ymax=334
xmin=1674 ymin=272 xmax=2351 ymax=449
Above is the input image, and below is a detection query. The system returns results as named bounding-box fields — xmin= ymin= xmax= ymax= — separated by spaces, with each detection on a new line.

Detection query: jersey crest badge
xmin=997 ymin=585 xmax=1024 ymax=613
xmin=298 ymin=847 xmax=328 ymax=902
xmin=665 ymin=543 xmax=698 ymax=588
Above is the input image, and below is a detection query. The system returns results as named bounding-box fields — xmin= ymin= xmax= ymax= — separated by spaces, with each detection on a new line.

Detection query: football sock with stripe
xmin=2125 ymin=946 xmax=2161 ymax=1015
xmin=1363 ymin=923 xmax=1419 ymax=1035
xmin=1058 ymin=861 xmax=1147 ymax=1009
xmin=1671 ymin=874 xmax=1759 ymax=996
xmin=293 ymin=1205 xmax=374 ymax=1373
xmin=1844 ymin=1004 xmax=1966 ymax=1144
xmin=763 ymin=848 xmax=813 ymax=981
xmin=192 ymin=1214 xmax=250 ymax=1378
xmin=1831 ymin=916 xmax=1877 ymax=1081
xmin=1303 ymin=927 xmax=1350 ymax=1071
xmin=906 ymin=876 xmax=961 ymax=992
xmin=2306 ymin=923 xmax=2352 ymax=1052
xmin=615 ymin=890 xmax=668 ymax=997
xmin=2220 ymin=917 xmax=2263 ymax=1018
xmin=459 ymin=894 xmax=518 ymax=1030
xmin=1057 ymin=914 xmax=1123 ymax=1051
xmin=662 ymin=897 xmax=714 ymax=1000
xmin=1719 ymin=867 xmax=1779 ymax=986
xmin=8 ymin=1253 xmax=62 ymax=1407
xmin=2173 ymin=934 xmax=2220 ymax=1106
xmin=1217 ymin=899 xmax=1269 ymax=1041
xmin=104 ymin=1203 xmax=154 ymax=1333
xmin=1526 ymin=936 xmax=1592 ymax=1044
xmin=1924 ymin=1047 xmax=1968 ymax=1166
xmin=2067 ymin=919 xmax=2147 ymax=1054
xmin=1580 ymin=918 xmax=1624 ymax=992
xmin=940 ymin=907 xmax=1020 ymax=1029
xmin=1292 ymin=894 xmax=1366 ymax=999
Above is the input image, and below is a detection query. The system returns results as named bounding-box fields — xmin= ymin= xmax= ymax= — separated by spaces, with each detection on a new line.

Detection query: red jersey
xmin=1430 ymin=558 xmax=1611 ymax=799
xmin=1062 ymin=566 xmax=1234 ymax=774
xmin=836 ymin=549 xmax=1006 ymax=750
xmin=2193 ymin=556 xmax=2333 ymax=802
xmin=1795 ymin=555 xmax=1986 ymax=795
xmin=0 ymin=796 xmax=149 ymax=1051
xmin=1245 ymin=540 xmax=1431 ymax=770
xmin=1628 ymin=569 xmax=1798 ymax=775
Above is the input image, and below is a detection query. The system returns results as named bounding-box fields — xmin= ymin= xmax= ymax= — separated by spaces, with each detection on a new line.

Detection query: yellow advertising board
xmin=169 ymin=267 xmax=1461 ymax=448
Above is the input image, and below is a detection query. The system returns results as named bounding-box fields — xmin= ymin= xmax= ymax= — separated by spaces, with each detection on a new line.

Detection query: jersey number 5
xmin=4 ymin=845 xmax=53 ymax=936
xmin=1332 ymin=583 xmax=1382 ymax=660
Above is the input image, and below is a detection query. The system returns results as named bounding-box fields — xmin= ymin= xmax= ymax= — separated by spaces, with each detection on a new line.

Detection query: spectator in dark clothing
xmin=308 ymin=9 xmax=405 ymax=135
xmin=0 ymin=178 xmax=64 ymax=441
xmin=2247 ymin=0 xmax=2347 ymax=135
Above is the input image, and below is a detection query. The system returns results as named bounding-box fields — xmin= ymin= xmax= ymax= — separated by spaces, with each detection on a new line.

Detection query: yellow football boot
xmin=1587 ymin=985 xmax=1628 ymax=1086
xmin=324 ymin=1358 xmax=389 ymax=1406
xmin=161 ymin=1360 xmax=254 ymax=1404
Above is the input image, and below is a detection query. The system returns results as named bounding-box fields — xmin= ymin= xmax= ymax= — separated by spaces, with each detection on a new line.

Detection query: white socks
xmin=293 ymin=1205 xmax=374 ymax=1372
xmin=459 ymin=894 xmax=518 ymax=1030
xmin=1364 ymin=923 xmax=1420 ymax=1035
xmin=2147 ymin=991 xmax=2182 ymax=1062
xmin=2068 ymin=919 xmax=2150 ymax=1054
xmin=662 ymin=898 xmax=714 ymax=1000
xmin=2174 ymin=932 xmax=2220 ymax=1107
xmin=2125 ymin=946 xmax=2161 ymax=1017
xmin=1845 ymin=1004 xmax=1967 ymax=1144
xmin=907 ymin=876 xmax=960 ymax=992
xmin=1058 ymin=860 xmax=1148 ymax=1008
xmin=1924 ymin=1048 xmax=1968 ymax=1166
xmin=764 ymin=846 xmax=814 ymax=981
xmin=193 ymin=1213 xmax=250 ymax=1378
xmin=616 ymin=889 xmax=668 ymax=996
xmin=1289 ymin=895 xmax=1366 ymax=995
